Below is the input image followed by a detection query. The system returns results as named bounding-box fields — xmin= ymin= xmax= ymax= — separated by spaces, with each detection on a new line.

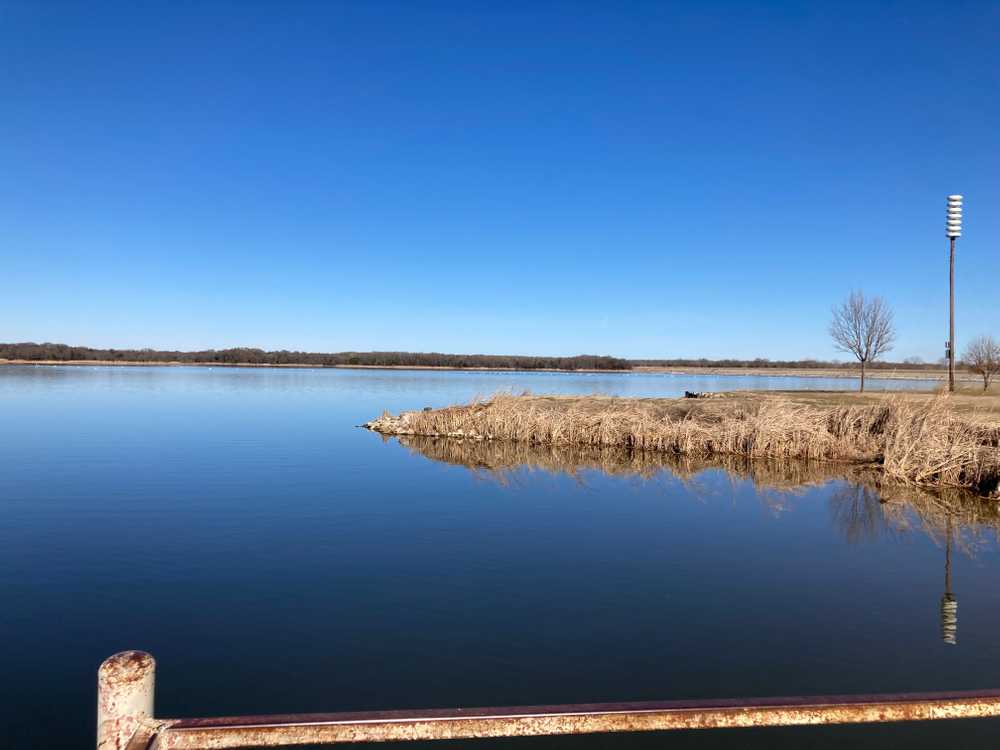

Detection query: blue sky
xmin=2 ymin=1 xmax=997 ymax=360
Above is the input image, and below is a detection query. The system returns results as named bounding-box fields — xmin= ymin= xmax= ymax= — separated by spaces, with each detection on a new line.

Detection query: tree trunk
xmin=859 ymin=360 xmax=866 ymax=393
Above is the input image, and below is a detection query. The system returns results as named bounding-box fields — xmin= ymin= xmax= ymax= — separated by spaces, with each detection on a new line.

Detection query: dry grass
xmin=772 ymin=385 xmax=1000 ymax=419
xmin=367 ymin=392 xmax=1000 ymax=496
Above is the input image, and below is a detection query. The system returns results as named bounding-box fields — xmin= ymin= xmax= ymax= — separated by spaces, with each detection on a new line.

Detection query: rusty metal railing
xmin=98 ymin=651 xmax=1000 ymax=750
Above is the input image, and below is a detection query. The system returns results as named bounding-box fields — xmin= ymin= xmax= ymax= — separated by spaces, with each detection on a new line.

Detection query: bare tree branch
xmin=963 ymin=335 xmax=1000 ymax=391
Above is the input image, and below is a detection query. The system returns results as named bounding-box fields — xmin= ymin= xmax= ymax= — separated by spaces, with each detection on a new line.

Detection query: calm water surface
xmin=2 ymin=366 xmax=998 ymax=749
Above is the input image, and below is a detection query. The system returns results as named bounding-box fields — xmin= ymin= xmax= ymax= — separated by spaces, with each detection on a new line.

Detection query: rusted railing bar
xmin=153 ymin=691 xmax=1000 ymax=749
xmin=99 ymin=654 xmax=1000 ymax=750
xmin=165 ymin=688 xmax=1000 ymax=728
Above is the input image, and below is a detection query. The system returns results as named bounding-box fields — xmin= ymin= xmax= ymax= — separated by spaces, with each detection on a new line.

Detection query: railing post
xmin=97 ymin=651 xmax=155 ymax=750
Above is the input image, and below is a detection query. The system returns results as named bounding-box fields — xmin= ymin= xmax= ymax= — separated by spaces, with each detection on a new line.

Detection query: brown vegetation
xmin=366 ymin=392 xmax=1000 ymax=496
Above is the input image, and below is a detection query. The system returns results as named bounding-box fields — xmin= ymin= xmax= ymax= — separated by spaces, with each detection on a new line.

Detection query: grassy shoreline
xmin=366 ymin=391 xmax=1000 ymax=497
xmin=0 ymin=358 xmax=978 ymax=382
xmin=634 ymin=365 xmax=972 ymax=382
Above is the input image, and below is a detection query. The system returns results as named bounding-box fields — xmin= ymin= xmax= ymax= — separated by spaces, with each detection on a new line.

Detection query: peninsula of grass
xmin=365 ymin=390 xmax=1000 ymax=497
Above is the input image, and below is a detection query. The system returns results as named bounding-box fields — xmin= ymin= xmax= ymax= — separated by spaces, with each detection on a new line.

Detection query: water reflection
xmin=941 ymin=515 xmax=958 ymax=645
xmin=395 ymin=435 xmax=1000 ymax=646
xmin=828 ymin=483 xmax=895 ymax=544
xmin=829 ymin=485 xmax=959 ymax=644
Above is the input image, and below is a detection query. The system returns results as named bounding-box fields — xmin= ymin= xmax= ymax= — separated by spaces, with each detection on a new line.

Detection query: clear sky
xmin=2 ymin=1 xmax=997 ymax=360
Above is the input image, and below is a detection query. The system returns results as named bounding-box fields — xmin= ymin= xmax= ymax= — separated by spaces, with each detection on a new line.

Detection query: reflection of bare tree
xmin=827 ymin=483 xmax=894 ymax=544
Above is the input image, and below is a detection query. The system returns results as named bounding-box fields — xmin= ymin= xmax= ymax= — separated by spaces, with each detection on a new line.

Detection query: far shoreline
xmin=0 ymin=359 xmax=625 ymax=374
xmin=632 ymin=365 xmax=967 ymax=382
xmin=0 ymin=358 xmax=975 ymax=382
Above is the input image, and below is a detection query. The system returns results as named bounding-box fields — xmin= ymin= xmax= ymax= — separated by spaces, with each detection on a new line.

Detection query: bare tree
xmin=963 ymin=335 xmax=1000 ymax=391
xmin=829 ymin=291 xmax=896 ymax=392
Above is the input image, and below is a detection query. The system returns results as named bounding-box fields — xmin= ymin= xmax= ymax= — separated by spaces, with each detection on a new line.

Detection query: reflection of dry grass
xmin=876 ymin=483 xmax=1000 ymax=554
xmin=400 ymin=434 xmax=860 ymax=490
xmin=369 ymin=392 xmax=1000 ymax=495
xmin=402 ymin=435 xmax=673 ymax=480
xmin=398 ymin=434 xmax=1000 ymax=552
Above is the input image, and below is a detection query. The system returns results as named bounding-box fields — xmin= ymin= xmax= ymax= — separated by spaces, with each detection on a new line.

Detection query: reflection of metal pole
xmin=940 ymin=515 xmax=957 ymax=645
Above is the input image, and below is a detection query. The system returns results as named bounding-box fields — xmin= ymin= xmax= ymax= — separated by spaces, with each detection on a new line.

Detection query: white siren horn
xmin=946 ymin=194 xmax=963 ymax=237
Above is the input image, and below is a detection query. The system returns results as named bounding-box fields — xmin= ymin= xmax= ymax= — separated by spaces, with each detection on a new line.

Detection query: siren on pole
xmin=946 ymin=195 xmax=963 ymax=238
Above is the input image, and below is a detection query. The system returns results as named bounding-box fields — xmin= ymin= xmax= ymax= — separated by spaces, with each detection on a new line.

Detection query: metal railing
xmin=98 ymin=651 xmax=1000 ymax=750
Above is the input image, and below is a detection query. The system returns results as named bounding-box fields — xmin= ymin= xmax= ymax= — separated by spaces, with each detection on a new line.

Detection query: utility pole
xmin=946 ymin=195 xmax=963 ymax=392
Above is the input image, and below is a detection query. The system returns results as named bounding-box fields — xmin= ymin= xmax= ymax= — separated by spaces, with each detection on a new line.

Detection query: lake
xmin=2 ymin=365 xmax=999 ymax=749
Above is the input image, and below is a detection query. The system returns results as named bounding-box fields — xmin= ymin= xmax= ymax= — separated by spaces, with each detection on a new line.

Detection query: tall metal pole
xmin=949 ymin=235 xmax=955 ymax=392
xmin=945 ymin=195 xmax=963 ymax=393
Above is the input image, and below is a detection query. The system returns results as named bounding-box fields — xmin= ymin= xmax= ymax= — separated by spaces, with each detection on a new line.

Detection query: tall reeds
xmin=366 ymin=393 xmax=1000 ymax=495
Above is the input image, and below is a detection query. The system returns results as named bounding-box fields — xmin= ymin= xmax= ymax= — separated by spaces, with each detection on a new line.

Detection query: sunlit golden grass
xmin=367 ymin=392 xmax=1000 ymax=496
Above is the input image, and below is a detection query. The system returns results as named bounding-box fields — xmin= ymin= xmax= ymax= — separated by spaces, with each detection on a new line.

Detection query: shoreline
xmin=0 ymin=359 xmax=627 ymax=374
xmin=364 ymin=392 xmax=1000 ymax=496
xmin=0 ymin=359 xmax=974 ymax=382
xmin=633 ymin=365 xmax=969 ymax=382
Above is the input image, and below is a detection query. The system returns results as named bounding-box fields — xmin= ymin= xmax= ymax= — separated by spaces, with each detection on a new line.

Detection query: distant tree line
xmin=0 ymin=343 xmax=632 ymax=371
xmin=0 ymin=342 xmax=963 ymax=374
